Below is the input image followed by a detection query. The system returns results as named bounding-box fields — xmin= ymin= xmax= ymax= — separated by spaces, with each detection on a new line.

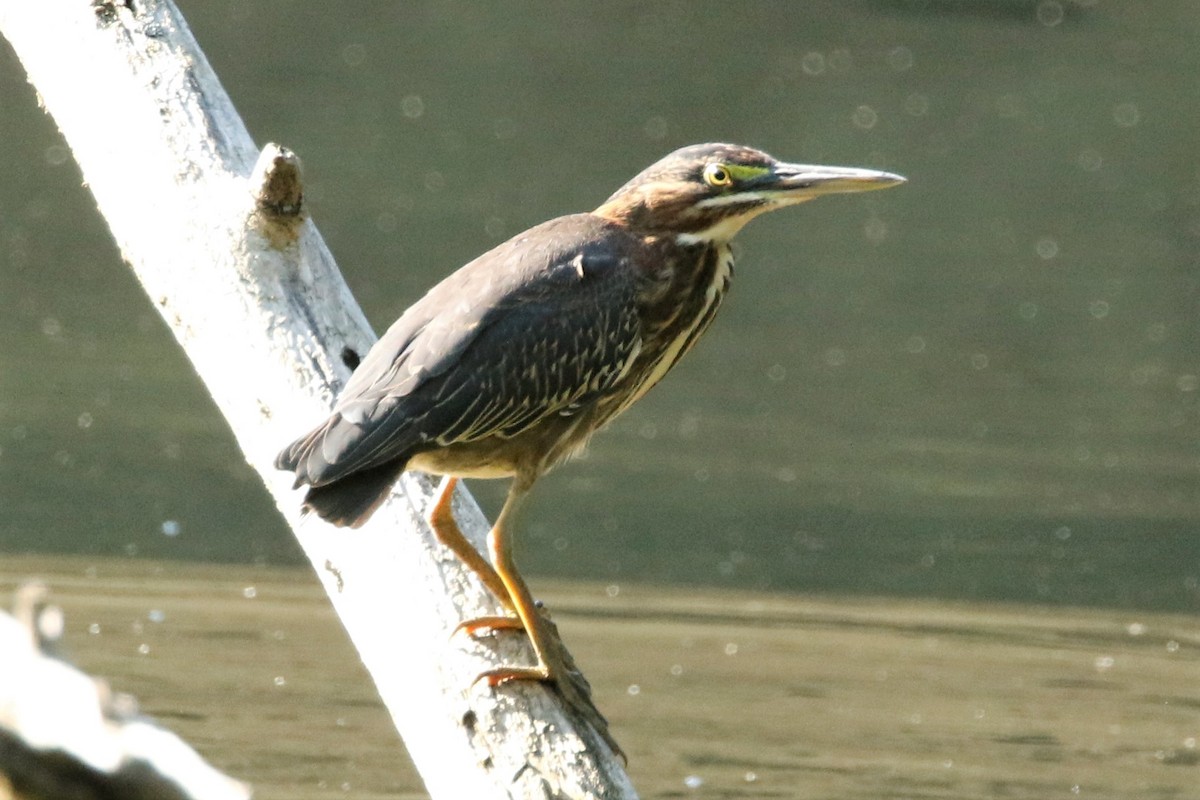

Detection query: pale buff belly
xmin=405 ymin=410 xmax=597 ymax=481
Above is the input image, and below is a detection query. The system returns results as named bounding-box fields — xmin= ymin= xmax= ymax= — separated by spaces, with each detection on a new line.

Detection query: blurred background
xmin=2 ymin=0 xmax=1197 ymax=611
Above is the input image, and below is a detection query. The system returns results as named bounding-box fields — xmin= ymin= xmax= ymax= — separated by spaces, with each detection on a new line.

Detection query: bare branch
xmin=0 ymin=1 xmax=634 ymax=797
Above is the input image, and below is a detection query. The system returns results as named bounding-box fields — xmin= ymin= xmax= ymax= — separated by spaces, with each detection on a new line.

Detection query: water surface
xmin=4 ymin=555 xmax=1196 ymax=799
xmin=1 ymin=4 xmax=1197 ymax=606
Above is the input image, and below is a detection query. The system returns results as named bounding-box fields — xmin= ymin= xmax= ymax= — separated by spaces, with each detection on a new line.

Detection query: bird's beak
xmin=763 ymin=162 xmax=906 ymax=203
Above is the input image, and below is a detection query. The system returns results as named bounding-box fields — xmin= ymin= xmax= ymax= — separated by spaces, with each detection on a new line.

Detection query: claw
xmin=473 ymin=664 xmax=552 ymax=688
xmin=454 ymin=614 xmax=526 ymax=637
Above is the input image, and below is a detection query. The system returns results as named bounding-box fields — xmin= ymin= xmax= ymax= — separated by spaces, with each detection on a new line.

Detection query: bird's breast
xmin=610 ymin=242 xmax=734 ymax=416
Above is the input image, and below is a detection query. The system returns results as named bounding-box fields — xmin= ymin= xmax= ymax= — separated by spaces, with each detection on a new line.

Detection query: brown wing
xmin=275 ymin=214 xmax=643 ymax=490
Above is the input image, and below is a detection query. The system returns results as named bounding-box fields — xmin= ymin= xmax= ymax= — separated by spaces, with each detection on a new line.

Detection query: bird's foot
xmin=456 ymin=615 xmax=551 ymax=685
xmin=458 ymin=606 xmax=625 ymax=761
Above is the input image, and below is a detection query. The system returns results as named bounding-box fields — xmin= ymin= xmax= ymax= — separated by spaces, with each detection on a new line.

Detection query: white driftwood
xmin=0 ymin=2 xmax=633 ymax=797
xmin=0 ymin=584 xmax=252 ymax=800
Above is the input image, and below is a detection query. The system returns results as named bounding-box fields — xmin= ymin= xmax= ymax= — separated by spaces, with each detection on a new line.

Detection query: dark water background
xmin=2 ymin=1 xmax=1198 ymax=610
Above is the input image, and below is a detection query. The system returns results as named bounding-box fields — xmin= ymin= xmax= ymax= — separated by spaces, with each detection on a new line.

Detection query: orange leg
xmin=466 ymin=480 xmax=562 ymax=687
xmin=450 ymin=480 xmax=622 ymax=758
xmin=427 ymin=476 xmax=513 ymax=612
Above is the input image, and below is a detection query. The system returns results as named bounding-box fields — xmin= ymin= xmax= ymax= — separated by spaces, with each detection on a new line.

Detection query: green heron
xmin=277 ymin=143 xmax=903 ymax=691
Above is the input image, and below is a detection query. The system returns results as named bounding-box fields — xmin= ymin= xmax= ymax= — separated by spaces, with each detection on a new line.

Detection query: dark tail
xmin=300 ymin=461 xmax=406 ymax=528
xmin=275 ymin=415 xmax=408 ymax=528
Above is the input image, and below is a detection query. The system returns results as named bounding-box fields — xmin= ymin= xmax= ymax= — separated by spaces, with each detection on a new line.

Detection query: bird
xmin=276 ymin=142 xmax=904 ymax=693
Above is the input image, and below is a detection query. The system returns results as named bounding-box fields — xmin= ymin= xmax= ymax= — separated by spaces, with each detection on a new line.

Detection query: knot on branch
xmin=252 ymin=143 xmax=305 ymax=247
xmin=92 ymin=0 xmax=136 ymax=26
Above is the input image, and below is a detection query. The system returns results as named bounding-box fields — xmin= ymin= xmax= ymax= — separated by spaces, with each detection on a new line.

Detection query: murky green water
xmin=4 ymin=4 xmax=1200 ymax=798
xmin=4 ymin=555 xmax=1197 ymax=799
xmin=1 ymin=6 xmax=1198 ymax=605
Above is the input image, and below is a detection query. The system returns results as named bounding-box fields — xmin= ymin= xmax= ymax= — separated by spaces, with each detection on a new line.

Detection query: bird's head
xmin=594 ymin=142 xmax=904 ymax=244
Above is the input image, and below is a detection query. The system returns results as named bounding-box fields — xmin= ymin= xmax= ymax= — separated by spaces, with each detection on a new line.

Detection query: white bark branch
xmin=0 ymin=2 xmax=634 ymax=797
xmin=0 ymin=584 xmax=251 ymax=800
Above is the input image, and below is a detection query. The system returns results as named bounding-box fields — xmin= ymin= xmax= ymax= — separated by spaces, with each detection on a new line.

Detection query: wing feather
xmin=277 ymin=214 xmax=644 ymax=487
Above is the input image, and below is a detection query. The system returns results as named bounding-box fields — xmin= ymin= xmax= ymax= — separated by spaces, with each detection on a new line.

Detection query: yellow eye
xmin=703 ymin=163 xmax=733 ymax=187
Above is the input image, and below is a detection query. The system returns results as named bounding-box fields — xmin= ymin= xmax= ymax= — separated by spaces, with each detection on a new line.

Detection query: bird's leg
xmin=466 ymin=481 xmax=563 ymax=686
xmin=427 ymin=475 xmax=513 ymax=612
xmin=459 ymin=480 xmax=624 ymax=759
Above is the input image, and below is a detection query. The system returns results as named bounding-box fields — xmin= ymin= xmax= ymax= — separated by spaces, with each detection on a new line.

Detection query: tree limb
xmin=0 ymin=1 xmax=633 ymax=797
